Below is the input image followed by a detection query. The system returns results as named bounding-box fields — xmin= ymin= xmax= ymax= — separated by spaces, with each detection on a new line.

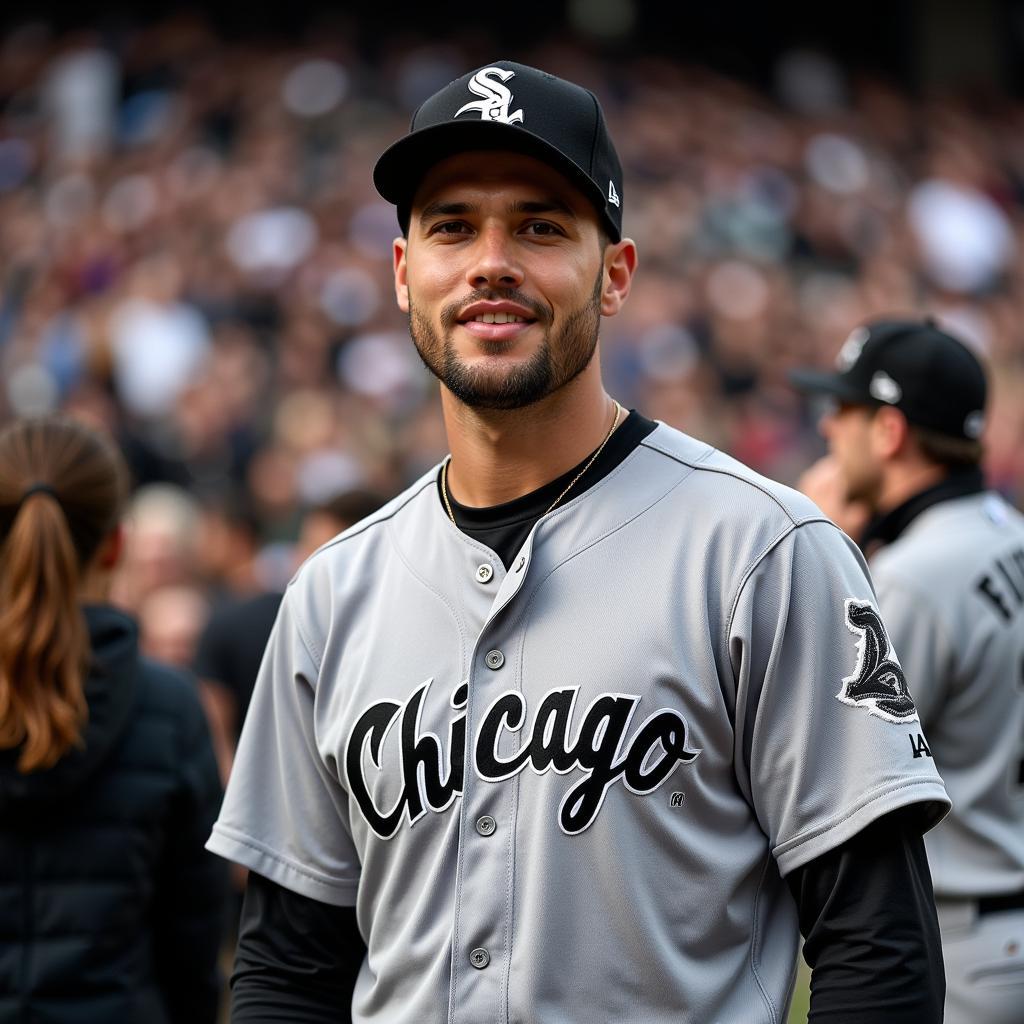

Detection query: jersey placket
xmin=447 ymin=529 xmax=538 ymax=1024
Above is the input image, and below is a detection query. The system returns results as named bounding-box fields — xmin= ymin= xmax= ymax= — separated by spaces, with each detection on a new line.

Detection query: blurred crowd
xmin=2 ymin=15 xmax=1024 ymax=676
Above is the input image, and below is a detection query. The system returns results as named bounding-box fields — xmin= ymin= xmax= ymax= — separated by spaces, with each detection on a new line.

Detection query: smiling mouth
xmin=456 ymin=309 xmax=540 ymax=342
xmin=466 ymin=312 xmax=533 ymax=325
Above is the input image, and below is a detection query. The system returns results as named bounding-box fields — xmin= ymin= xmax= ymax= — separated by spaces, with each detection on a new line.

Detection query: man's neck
xmin=441 ymin=365 xmax=617 ymax=508
xmin=875 ymin=461 xmax=948 ymax=516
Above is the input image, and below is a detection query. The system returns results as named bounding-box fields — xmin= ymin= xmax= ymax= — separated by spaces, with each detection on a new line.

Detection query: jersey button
xmin=485 ymin=650 xmax=504 ymax=670
xmin=469 ymin=947 xmax=490 ymax=970
xmin=475 ymin=564 xmax=494 ymax=584
xmin=475 ymin=815 xmax=496 ymax=837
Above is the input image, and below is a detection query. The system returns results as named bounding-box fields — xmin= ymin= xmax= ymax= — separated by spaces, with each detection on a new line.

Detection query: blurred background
xmin=2 ymin=2 xmax=1024 ymax=1017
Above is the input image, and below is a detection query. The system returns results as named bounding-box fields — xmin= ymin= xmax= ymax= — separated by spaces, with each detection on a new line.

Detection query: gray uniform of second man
xmin=872 ymin=490 xmax=1024 ymax=1024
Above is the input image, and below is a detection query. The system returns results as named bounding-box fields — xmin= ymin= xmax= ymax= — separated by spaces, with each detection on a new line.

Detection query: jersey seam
xmin=283 ymin=473 xmax=444 ymax=669
xmin=641 ymin=433 xmax=819 ymax=527
xmin=210 ymin=823 xmax=360 ymax=891
xmin=502 ymin=773 xmax=519 ymax=1024
xmin=522 ymin=420 xmax=689 ymax=525
xmin=510 ymin=455 xmax=698 ymax=624
xmin=291 ymin=469 xmax=439 ymax=576
xmin=748 ymin=855 xmax=780 ymax=1024
xmin=286 ymin=594 xmax=324 ymax=670
xmin=723 ymin=518 xmax=840 ymax=679
xmin=383 ymin=516 xmax=472 ymax=656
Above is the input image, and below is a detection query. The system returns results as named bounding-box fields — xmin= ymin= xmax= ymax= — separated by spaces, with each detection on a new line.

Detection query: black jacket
xmin=0 ymin=605 xmax=227 ymax=1024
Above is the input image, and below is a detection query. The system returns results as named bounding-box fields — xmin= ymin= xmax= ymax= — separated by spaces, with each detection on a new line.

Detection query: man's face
xmin=820 ymin=401 xmax=884 ymax=507
xmin=393 ymin=151 xmax=611 ymax=410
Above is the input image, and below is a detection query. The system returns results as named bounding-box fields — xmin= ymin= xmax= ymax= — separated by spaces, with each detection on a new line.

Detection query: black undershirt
xmin=437 ymin=408 xmax=658 ymax=569
xmin=231 ymin=412 xmax=944 ymax=1022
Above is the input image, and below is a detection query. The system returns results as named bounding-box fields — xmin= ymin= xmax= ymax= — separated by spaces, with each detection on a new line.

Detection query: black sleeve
xmin=787 ymin=808 xmax=945 ymax=1023
xmin=231 ymin=872 xmax=367 ymax=1024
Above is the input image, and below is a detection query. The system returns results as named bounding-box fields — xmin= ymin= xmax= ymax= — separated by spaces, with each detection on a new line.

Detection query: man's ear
xmin=393 ymin=237 xmax=409 ymax=313
xmin=600 ymin=238 xmax=638 ymax=317
xmin=872 ymin=405 xmax=910 ymax=460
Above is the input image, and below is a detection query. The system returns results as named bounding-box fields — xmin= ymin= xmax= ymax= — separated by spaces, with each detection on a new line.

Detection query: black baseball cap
xmin=789 ymin=319 xmax=988 ymax=440
xmin=373 ymin=60 xmax=624 ymax=241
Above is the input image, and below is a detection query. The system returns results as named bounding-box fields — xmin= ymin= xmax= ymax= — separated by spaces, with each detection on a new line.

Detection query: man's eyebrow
xmin=511 ymin=198 xmax=577 ymax=219
xmin=418 ymin=200 xmax=478 ymax=223
xmin=417 ymin=198 xmax=578 ymax=223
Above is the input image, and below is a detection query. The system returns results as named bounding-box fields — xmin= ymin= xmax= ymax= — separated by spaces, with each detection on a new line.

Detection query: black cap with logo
xmin=789 ymin=319 xmax=988 ymax=441
xmin=373 ymin=60 xmax=624 ymax=241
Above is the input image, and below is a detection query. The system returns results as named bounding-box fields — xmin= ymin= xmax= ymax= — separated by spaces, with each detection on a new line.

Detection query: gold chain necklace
xmin=441 ymin=399 xmax=623 ymax=524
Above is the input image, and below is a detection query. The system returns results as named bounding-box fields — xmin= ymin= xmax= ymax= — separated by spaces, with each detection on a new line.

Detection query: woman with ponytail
xmin=0 ymin=416 xmax=227 ymax=1023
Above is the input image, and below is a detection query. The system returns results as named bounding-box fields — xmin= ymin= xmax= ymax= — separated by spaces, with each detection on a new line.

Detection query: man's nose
xmin=466 ymin=227 xmax=524 ymax=291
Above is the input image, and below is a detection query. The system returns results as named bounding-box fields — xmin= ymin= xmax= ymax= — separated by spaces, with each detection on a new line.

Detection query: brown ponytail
xmin=0 ymin=418 xmax=128 ymax=772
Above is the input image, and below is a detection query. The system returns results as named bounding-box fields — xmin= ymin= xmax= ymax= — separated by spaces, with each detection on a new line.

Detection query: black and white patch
xmin=837 ymin=598 xmax=919 ymax=724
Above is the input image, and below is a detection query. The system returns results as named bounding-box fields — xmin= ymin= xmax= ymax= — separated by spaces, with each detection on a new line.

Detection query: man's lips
xmin=459 ymin=319 xmax=536 ymax=342
xmin=456 ymin=301 xmax=539 ymax=341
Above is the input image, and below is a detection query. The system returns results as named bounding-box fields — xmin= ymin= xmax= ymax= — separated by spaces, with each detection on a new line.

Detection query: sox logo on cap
xmin=455 ymin=67 xmax=524 ymax=124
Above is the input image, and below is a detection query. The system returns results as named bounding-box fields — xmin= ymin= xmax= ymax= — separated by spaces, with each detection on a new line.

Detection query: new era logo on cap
xmin=373 ymin=60 xmax=625 ymax=241
xmin=790 ymin=318 xmax=988 ymax=441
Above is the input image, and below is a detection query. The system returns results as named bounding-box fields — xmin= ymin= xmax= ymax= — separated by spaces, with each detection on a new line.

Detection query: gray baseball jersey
xmin=870 ymin=491 xmax=1024 ymax=898
xmin=208 ymin=422 xmax=949 ymax=1024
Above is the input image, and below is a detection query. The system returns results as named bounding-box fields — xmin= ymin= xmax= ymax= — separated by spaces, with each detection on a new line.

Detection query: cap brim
xmin=788 ymin=368 xmax=873 ymax=404
xmin=373 ymin=120 xmax=620 ymax=241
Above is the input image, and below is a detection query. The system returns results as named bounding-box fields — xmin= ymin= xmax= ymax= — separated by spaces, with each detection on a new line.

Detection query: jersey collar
xmin=861 ymin=466 xmax=986 ymax=551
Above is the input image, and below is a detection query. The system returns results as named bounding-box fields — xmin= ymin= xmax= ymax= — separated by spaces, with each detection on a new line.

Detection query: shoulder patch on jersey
xmin=836 ymin=598 xmax=919 ymax=724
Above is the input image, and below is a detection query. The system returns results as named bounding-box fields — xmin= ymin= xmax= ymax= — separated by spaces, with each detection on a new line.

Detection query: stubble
xmin=408 ymin=271 xmax=603 ymax=411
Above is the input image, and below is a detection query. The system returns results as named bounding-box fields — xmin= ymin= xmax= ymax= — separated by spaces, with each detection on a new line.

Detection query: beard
xmin=408 ymin=272 xmax=603 ymax=411
xmin=840 ymin=460 xmax=883 ymax=510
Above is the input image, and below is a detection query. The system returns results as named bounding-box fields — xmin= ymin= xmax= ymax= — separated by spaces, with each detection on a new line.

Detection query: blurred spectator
xmin=44 ymin=39 xmax=119 ymax=160
xmin=139 ymin=582 xmax=210 ymax=668
xmin=0 ymin=415 xmax=226 ymax=1023
xmin=111 ymin=482 xmax=200 ymax=609
xmin=193 ymin=487 xmax=268 ymax=599
xmin=0 ymin=15 xmax=1018 ymax=524
xmin=0 ymin=19 xmax=1021 ymax=737
xmin=108 ymin=253 xmax=212 ymax=420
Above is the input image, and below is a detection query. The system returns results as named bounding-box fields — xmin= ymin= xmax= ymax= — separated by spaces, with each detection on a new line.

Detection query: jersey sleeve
xmin=871 ymin=574 xmax=955 ymax=731
xmin=729 ymin=518 xmax=950 ymax=877
xmin=206 ymin=582 xmax=361 ymax=907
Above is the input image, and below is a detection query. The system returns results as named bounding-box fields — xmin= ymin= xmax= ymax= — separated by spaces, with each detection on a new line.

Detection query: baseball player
xmin=792 ymin=319 xmax=1024 ymax=1024
xmin=209 ymin=62 xmax=951 ymax=1023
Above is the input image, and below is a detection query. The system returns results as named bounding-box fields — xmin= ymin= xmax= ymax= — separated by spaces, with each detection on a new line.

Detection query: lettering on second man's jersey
xmin=345 ymin=680 xmax=700 ymax=839
xmin=974 ymin=546 xmax=1024 ymax=624
xmin=837 ymin=599 xmax=919 ymax=723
